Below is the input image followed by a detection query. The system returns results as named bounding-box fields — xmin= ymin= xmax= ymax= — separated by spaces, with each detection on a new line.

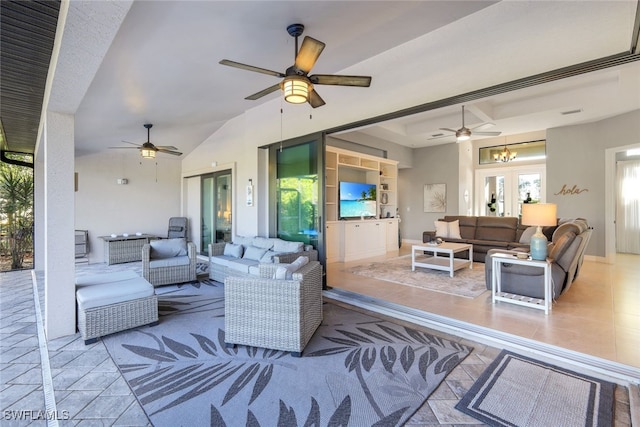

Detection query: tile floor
xmin=0 ymin=253 xmax=637 ymax=426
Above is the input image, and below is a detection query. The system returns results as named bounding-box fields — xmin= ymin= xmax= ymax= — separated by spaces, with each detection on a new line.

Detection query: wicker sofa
xmin=423 ymin=215 xmax=558 ymax=263
xmin=224 ymin=261 xmax=323 ymax=356
xmin=208 ymin=236 xmax=318 ymax=282
xmin=142 ymin=238 xmax=197 ymax=287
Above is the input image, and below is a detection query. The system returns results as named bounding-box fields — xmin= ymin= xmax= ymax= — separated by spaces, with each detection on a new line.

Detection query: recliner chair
xmin=485 ymin=219 xmax=592 ymax=299
xmin=167 ymin=217 xmax=188 ymax=239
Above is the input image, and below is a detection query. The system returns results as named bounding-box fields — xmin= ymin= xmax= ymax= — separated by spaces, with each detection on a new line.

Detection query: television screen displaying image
xmin=339 ymin=181 xmax=377 ymax=218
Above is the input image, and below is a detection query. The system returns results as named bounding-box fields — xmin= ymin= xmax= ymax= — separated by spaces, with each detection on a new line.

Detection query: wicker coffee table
xmin=99 ymin=234 xmax=158 ymax=264
xmin=411 ymin=242 xmax=473 ymax=278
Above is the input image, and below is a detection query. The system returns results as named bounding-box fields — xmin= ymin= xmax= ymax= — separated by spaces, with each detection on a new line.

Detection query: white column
xmin=43 ymin=111 xmax=76 ymax=339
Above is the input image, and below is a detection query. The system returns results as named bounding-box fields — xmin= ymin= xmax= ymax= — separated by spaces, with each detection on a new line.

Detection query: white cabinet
xmin=343 ymin=220 xmax=387 ymax=262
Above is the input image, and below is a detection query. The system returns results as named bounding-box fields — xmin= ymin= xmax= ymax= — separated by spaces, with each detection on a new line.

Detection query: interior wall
xmin=547 ymin=109 xmax=640 ymax=258
xmin=74 ymin=151 xmax=182 ymax=263
xmin=398 ymin=143 xmax=459 ymax=243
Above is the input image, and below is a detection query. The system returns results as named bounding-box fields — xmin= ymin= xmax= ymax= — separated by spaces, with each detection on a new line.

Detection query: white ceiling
xmin=59 ymin=1 xmax=639 ymax=157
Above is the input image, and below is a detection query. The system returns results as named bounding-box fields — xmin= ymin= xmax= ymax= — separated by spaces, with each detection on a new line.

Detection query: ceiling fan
xmin=110 ymin=124 xmax=182 ymax=158
xmin=219 ymin=23 xmax=372 ymax=108
xmin=429 ymin=105 xmax=502 ymax=142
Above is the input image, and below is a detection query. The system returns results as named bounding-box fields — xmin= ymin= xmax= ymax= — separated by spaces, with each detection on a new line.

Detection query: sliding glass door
xmin=201 ymin=170 xmax=232 ymax=254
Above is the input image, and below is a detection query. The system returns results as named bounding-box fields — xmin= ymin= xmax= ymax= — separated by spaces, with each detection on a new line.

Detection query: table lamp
xmin=521 ymin=203 xmax=557 ymax=260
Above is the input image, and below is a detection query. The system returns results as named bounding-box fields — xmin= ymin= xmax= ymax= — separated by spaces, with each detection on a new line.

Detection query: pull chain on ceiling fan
xmin=219 ymin=23 xmax=372 ymax=108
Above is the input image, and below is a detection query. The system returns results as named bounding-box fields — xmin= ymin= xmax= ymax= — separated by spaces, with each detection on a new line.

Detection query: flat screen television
xmin=339 ymin=181 xmax=377 ymax=219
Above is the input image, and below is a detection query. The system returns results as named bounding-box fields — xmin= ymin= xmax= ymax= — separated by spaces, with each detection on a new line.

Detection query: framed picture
xmin=246 ymin=183 xmax=254 ymax=207
xmin=424 ymin=183 xmax=446 ymax=212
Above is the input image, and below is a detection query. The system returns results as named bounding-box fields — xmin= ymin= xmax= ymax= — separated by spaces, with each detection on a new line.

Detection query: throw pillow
xmin=548 ymin=231 xmax=576 ymax=261
xmin=149 ymin=238 xmax=187 ymax=259
xmin=434 ymin=220 xmax=461 ymax=239
xmin=223 ymin=243 xmax=243 ymax=258
xmin=242 ymin=246 xmax=268 ymax=261
xmin=259 ymin=250 xmax=278 ymax=263
xmin=519 ymin=226 xmax=537 ymax=244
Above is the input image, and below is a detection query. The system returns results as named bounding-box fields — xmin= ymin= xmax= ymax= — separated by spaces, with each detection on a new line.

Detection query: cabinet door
xmin=386 ymin=220 xmax=398 ymax=251
xmin=344 ymin=223 xmax=362 ymax=258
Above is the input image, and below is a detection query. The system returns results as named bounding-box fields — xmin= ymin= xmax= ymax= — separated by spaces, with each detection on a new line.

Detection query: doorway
xmin=475 ymin=165 xmax=546 ymax=217
xmin=201 ymin=170 xmax=232 ymax=255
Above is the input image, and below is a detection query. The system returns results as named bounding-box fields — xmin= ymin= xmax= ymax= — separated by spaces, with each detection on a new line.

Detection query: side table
xmin=490 ymin=252 xmax=552 ymax=315
xmin=99 ymin=234 xmax=158 ymax=265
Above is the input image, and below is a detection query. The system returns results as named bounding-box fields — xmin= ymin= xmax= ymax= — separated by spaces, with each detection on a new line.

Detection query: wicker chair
xmin=224 ymin=261 xmax=323 ymax=357
xmin=142 ymin=239 xmax=197 ymax=287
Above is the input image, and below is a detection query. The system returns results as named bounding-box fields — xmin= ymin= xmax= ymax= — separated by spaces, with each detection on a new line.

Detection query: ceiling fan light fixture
xmin=456 ymin=128 xmax=471 ymax=141
xmin=281 ymin=76 xmax=311 ymax=104
xmin=140 ymin=142 xmax=157 ymax=159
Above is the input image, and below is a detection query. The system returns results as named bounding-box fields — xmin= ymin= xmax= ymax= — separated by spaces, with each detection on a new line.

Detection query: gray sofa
xmin=208 ymin=236 xmax=318 ymax=282
xmin=484 ymin=218 xmax=592 ymax=299
xmin=423 ymin=215 xmax=557 ymax=263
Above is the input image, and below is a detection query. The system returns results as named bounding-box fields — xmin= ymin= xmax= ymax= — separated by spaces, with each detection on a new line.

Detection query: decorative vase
xmin=381 ymin=193 xmax=388 ymax=204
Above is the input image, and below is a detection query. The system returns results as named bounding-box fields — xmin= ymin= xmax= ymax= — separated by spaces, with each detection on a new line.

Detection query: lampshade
xmin=521 ymin=203 xmax=557 ymax=260
xmin=281 ymin=76 xmax=310 ymax=104
xmin=521 ymin=203 xmax=557 ymax=227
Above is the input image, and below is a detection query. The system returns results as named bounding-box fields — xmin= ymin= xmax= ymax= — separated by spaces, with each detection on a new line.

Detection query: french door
xmin=475 ymin=165 xmax=546 ymax=217
xmin=201 ymin=170 xmax=232 ymax=254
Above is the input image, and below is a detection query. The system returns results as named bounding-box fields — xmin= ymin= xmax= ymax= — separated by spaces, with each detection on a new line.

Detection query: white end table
xmin=411 ymin=242 xmax=473 ymax=278
xmin=490 ymin=252 xmax=552 ymax=314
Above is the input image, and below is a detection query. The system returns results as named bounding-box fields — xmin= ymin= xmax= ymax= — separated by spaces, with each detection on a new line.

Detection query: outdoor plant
xmin=0 ymin=157 xmax=34 ymax=270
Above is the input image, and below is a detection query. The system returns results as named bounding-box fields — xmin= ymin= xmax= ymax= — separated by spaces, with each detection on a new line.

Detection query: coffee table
xmin=411 ymin=242 xmax=473 ymax=277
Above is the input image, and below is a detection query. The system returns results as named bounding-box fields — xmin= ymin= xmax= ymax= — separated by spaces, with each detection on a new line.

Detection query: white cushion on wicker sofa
xmin=76 ymin=276 xmax=154 ymax=310
xmin=149 ymin=256 xmax=190 ymax=268
xmin=76 ymin=270 xmax=139 ymax=287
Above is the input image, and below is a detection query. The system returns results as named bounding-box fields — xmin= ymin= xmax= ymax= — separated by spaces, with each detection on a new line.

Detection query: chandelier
xmin=494 ymin=146 xmax=517 ymax=162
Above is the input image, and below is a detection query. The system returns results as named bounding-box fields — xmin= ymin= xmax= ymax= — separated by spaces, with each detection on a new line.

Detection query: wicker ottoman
xmin=75 ymin=271 xmax=158 ymax=344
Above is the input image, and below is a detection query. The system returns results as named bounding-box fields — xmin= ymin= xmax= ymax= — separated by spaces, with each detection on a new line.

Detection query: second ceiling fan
xmin=219 ymin=23 xmax=372 ymax=108
xmin=430 ymin=106 xmax=502 ymax=142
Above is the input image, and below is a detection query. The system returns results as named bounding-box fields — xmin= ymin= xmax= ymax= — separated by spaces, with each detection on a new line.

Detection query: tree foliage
xmin=0 ymin=158 xmax=34 ymax=270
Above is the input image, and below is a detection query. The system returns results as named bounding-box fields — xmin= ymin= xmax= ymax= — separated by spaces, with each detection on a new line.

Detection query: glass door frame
xmin=201 ymin=169 xmax=233 ymax=255
xmin=474 ymin=164 xmax=547 ymax=217
xmin=267 ymin=132 xmax=326 ymax=265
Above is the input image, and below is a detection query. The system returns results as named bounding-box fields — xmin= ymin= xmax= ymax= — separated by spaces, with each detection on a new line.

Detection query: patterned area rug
xmin=347 ymin=255 xmax=487 ymax=298
xmin=102 ymin=280 xmax=473 ymax=426
xmin=455 ymin=350 xmax=615 ymax=427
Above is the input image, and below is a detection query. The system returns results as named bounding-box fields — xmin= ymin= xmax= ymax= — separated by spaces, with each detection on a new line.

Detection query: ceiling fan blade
xmin=295 ymin=36 xmax=325 ymax=73
xmin=474 ymin=131 xmax=502 ymax=136
xmin=155 ymin=145 xmax=179 ymax=151
xmin=120 ymin=140 xmax=142 ymax=147
xmin=157 ymin=148 xmax=183 ymax=156
xmin=245 ymin=83 xmax=281 ymax=101
xmin=427 ymin=134 xmax=454 ymax=140
xmin=310 ymin=74 xmax=372 ymax=87
xmin=471 ymin=122 xmax=496 ymax=131
xmin=439 ymin=128 xmax=458 ymax=133
xmin=308 ymin=89 xmax=326 ymax=108
xmin=219 ymin=59 xmax=285 ymax=78
xmin=109 ymin=146 xmax=140 ymax=149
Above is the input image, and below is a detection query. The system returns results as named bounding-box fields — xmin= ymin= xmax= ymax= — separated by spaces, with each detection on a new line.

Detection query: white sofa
xmin=208 ymin=236 xmax=318 ymax=282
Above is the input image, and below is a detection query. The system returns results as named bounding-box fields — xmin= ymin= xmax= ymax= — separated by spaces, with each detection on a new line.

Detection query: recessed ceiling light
xmin=561 ymin=108 xmax=583 ymax=115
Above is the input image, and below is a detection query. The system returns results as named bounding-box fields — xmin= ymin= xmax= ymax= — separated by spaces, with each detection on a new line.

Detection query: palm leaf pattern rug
xmin=103 ymin=279 xmax=472 ymax=426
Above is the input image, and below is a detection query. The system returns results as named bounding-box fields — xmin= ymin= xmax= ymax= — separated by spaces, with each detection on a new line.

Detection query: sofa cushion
xmin=210 ymin=255 xmax=236 ymax=267
xmin=475 ymin=216 xmax=518 ymax=242
xmin=76 ymin=277 xmax=154 ymax=310
xmin=150 ymin=238 xmax=187 ymax=259
xmin=228 ymin=258 xmax=259 ymax=275
xmin=259 ymin=250 xmax=280 ymax=263
xmin=223 ymin=243 xmax=244 ymax=258
xmin=243 ymin=246 xmax=268 ymax=261
xmin=434 ymin=220 xmax=461 ymax=239
xmin=76 ymin=271 xmax=139 ymax=287
xmin=273 ymin=239 xmax=304 ymax=253
xmin=519 ymin=226 xmax=537 ymax=243
xmin=233 ymin=236 xmax=254 ymax=248
xmin=252 ymin=237 xmax=275 ymax=250
xmin=549 ymin=231 xmax=576 ymax=261
xmin=149 ymin=256 xmax=190 ymax=269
